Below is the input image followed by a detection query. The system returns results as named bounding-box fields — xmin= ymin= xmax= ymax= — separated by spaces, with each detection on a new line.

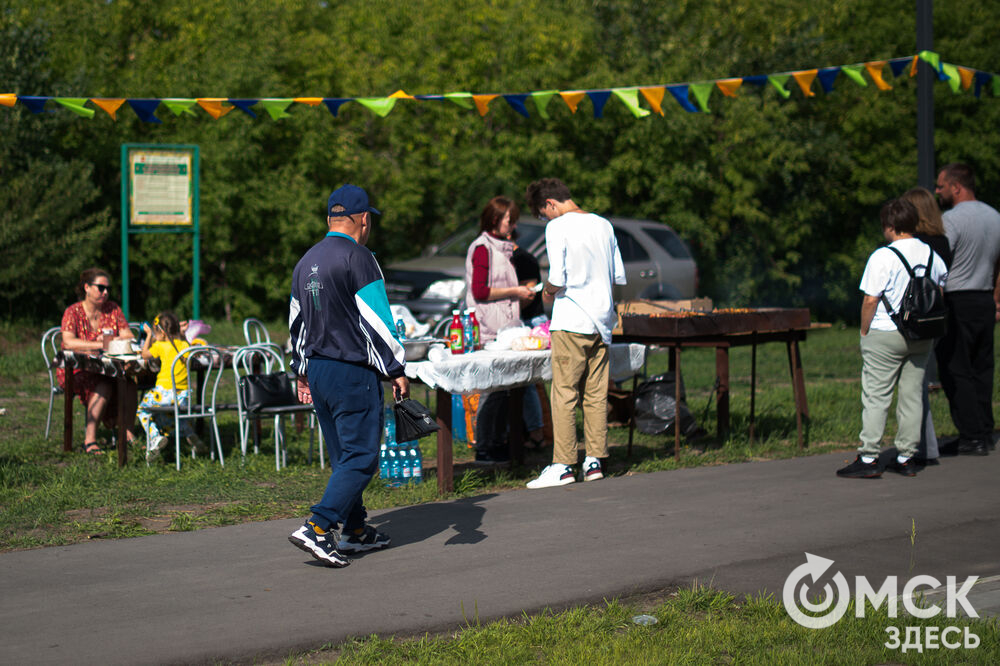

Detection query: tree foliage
xmin=3 ymin=0 xmax=1000 ymax=324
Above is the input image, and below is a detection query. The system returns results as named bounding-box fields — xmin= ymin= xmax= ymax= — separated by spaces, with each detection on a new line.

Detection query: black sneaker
xmin=337 ymin=525 xmax=391 ymax=554
xmin=957 ymin=440 xmax=989 ymax=456
xmin=891 ymin=458 xmax=919 ymax=477
xmin=836 ymin=455 xmax=882 ymax=479
xmin=288 ymin=521 xmax=350 ymax=568
xmin=473 ymin=450 xmax=510 ymax=465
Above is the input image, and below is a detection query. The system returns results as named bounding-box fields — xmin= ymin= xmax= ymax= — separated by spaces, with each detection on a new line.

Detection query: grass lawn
xmin=0 ymin=318 xmax=985 ymax=552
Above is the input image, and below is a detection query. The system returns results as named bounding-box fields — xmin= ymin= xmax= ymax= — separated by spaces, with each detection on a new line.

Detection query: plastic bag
xmin=633 ymin=372 xmax=700 ymax=437
xmin=511 ymin=335 xmax=547 ymax=351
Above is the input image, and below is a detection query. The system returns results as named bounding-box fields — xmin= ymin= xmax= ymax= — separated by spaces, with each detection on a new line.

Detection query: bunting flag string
xmin=3 ymin=53 xmax=997 ymax=124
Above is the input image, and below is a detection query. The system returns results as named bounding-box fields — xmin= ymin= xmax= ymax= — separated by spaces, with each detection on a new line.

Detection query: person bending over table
xmin=57 ymin=268 xmax=138 ymax=454
xmin=464 ymin=196 xmax=535 ymax=464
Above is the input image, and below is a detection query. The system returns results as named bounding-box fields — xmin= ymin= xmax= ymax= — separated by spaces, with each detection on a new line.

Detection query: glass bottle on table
xmin=468 ymin=308 xmax=481 ymax=350
xmin=448 ymin=310 xmax=464 ymax=355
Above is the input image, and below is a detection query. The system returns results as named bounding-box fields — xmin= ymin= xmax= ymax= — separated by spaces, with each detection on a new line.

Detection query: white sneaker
xmin=526 ymin=464 xmax=576 ymax=489
xmin=583 ymin=456 xmax=604 ymax=481
xmin=146 ymin=435 xmax=169 ymax=463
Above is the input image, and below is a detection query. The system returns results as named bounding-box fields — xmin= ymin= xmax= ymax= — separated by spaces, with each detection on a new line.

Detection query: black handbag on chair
xmin=394 ymin=398 xmax=440 ymax=441
xmin=239 ymin=372 xmax=296 ymax=413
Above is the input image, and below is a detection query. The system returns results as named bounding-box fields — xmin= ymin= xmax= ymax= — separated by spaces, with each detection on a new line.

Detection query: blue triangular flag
xmin=742 ymin=75 xmax=768 ymax=86
xmin=502 ymin=94 xmax=530 ymax=118
xmin=974 ymin=71 xmax=992 ymax=98
xmin=127 ymin=99 xmax=162 ymax=123
xmin=817 ymin=67 xmax=840 ymax=93
xmin=228 ymin=98 xmax=259 ymax=118
xmin=586 ymin=90 xmax=611 ymax=118
xmin=666 ymin=85 xmax=698 ymax=113
xmin=889 ymin=58 xmax=913 ymax=78
xmin=18 ymin=96 xmax=51 ymax=114
xmin=323 ymin=98 xmax=350 ymax=117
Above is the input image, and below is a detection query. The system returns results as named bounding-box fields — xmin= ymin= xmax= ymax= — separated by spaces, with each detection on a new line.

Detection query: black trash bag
xmin=634 ymin=372 xmax=700 ymax=437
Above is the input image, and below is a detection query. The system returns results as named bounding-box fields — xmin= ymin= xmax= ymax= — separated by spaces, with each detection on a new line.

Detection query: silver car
xmin=384 ymin=217 xmax=697 ymax=321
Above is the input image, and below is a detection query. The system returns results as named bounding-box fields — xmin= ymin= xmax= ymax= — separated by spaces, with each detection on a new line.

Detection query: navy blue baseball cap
xmin=328 ymin=184 xmax=381 ymax=217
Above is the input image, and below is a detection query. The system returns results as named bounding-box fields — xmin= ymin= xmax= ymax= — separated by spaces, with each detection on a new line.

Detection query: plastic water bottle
xmin=384 ymin=405 xmax=396 ymax=444
xmin=409 ymin=444 xmax=423 ymax=483
xmin=396 ymin=318 xmax=406 ymax=340
xmin=400 ymin=446 xmax=411 ymax=482
xmin=387 ymin=444 xmax=401 ymax=485
xmin=462 ymin=310 xmax=475 ymax=353
xmin=379 ymin=443 xmax=389 ymax=480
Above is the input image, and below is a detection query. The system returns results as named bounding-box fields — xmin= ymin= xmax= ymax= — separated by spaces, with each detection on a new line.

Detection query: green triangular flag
xmin=161 ymin=99 xmax=198 ymax=116
xmin=54 ymin=98 xmax=94 ymax=118
xmin=530 ymin=91 xmax=557 ymax=119
xmin=941 ymin=63 xmax=961 ymax=93
xmin=260 ymin=99 xmax=293 ymax=120
xmin=689 ymin=82 xmax=714 ymax=113
xmin=918 ymin=50 xmax=941 ymax=73
xmin=992 ymin=77 xmax=1000 ymax=97
xmin=841 ymin=64 xmax=868 ymax=87
xmin=767 ymin=74 xmax=792 ymax=99
xmin=611 ymin=89 xmax=651 ymax=118
xmin=444 ymin=92 xmax=474 ymax=109
xmin=356 ymin=97 xmax=397 ymax=117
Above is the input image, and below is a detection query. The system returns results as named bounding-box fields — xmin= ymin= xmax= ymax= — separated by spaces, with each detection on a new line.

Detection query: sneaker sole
xmin=288 ymin=534 xmax=351 ymax=568
xmin=338 ymin=539 xmax=391 ymax=554
xmin=526 ymin=477 xmax=576 ymax=489
xmin=836 ymin=471 xmax=882 ymax=479
xmin=584 ymin=471 xmax=603 ymax=482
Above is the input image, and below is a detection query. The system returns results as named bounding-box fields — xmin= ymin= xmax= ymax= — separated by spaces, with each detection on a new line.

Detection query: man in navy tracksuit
xmin=287 ymin=184 xmax=409 ymax=568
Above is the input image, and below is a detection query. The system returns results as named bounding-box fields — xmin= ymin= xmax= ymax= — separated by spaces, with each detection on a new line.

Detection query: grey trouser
xmin=859 ymin=330 xmax=933 ymax=458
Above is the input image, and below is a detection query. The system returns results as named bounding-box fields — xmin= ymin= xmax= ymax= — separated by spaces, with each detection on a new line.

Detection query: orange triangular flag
xmin=639 ymin=87 xmax=666 ymax=115
xmin=293 ymin=97 xmax=324 ymax=106
xmin=715 ymin=79 xmax=743 ymax=98
xmin=0 ymin=93 xmax=16 ymax=107
xmin=559 ymin=91 xmax=586 ymax=114
xmin=389 ymin=89 xmax=414 ymax=99
xmin=91 ymin=98 xmax=125 ymax=120
xmin=909 ymin=57 xmax=919 ymax=77
xmin=864 ymin=61 xmax=893 ymax=91
xmin=957 ymin=66 xmax=975 ymax=90
xmin=472 ymin=94 xmax=498 ymax=117
xmin=197 ymin=98 xmax=234 ymax=119
xmin=792 ymin=70 xmax=818 ymax=97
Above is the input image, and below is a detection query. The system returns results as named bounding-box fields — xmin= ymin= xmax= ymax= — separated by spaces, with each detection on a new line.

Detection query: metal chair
xmin=242 ymin=317 xmax=271 ymax=346
xmin=233 ymin=345 xmax=320 ymax=470
xmin=41 ymin=326 xmax=63 ymax=439
xmin=145 ymin=345 xmax=227 ymax=470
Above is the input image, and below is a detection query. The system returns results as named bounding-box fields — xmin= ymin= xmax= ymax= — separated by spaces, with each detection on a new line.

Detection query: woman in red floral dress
xmin=58 ymin=268 xmax=138 ymax=453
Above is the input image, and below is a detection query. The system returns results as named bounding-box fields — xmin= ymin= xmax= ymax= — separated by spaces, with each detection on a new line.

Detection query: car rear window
xmin=643 ymin=226 xmax=692 ymax=259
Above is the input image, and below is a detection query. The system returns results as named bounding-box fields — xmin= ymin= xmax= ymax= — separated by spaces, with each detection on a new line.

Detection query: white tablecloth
xmin=404 ymin=343 xmax=647 ymax=394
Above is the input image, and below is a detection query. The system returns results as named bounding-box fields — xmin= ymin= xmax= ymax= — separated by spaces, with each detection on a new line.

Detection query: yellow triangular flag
xmin=389 ymin=89 xmax=414 ymax=99
xmin=559 ymin=91 xmax=586 ymax=114
xmin=715 ymin=79 xmax=743 ymax=98
xmin=197 ymin=98 xmax=234 ymax=119
xmin=639 ymin=87 xmax=666 ymax=115
xmin=791 ymin=70 xmax=818 ymax=97
xmin=864 ymin=61 xmax=893 ymax=91
xmin=472 ymin=94 xmax=498 ymax=117
xmin=0 ymin=93 xmax=16 ymax=107
xmin=957 ymin=66 xmax=975 ymax=91
xmin=91 ymin=98 xmax=125 ymax=120
xmin=293 ymin=97 xmax=324 ymax=106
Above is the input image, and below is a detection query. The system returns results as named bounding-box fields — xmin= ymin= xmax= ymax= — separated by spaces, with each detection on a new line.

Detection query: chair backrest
xmin=242 ymin=317 xmax=271 ymax=346
xmin=165 ymin=345 xmax=227 ymax=415
xmin=128 ymin=321 xmax=143 ymax=341
xmin=232 ymin=344 xmax=288 ymax=411
xmin=41 ymin=326 xmax=62 ymax=379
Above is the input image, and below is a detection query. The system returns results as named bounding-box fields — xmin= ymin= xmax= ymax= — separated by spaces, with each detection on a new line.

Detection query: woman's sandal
xmin=82 ymin=441 xmax=104 ymax=455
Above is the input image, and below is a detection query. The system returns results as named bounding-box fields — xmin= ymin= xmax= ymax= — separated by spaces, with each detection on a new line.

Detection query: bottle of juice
xmin=448 ymin=310 xmax=464 ymax=355
xmin=468 ymin=308 xmax=481 ymax=350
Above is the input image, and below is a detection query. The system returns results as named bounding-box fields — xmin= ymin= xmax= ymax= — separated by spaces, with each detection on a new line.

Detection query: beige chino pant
xmin=549 ymin=330 xmax=610 ymax=465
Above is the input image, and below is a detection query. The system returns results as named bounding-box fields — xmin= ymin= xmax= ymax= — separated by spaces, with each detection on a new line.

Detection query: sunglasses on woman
xmin=89 ymin=283 xmax=110 ymax=293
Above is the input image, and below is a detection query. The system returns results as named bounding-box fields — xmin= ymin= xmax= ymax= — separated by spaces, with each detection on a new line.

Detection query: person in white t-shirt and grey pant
xmin=838 ymin=197 xmax=948 ymax=479
xmin=523 ymin=178 xmax=627 ymax=489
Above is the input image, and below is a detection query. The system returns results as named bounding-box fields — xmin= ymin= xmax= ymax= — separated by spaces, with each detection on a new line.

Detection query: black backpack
xmin=880 ymin=245 xmax=947 ymax=340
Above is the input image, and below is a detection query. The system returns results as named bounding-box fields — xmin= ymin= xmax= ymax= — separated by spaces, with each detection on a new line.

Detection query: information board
xmin=128 ymin=149 xmax=193 ymax=226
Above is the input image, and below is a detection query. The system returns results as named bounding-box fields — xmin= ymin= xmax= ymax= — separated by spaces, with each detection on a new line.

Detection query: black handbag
xmin=239 ymin=372 xmax=296 ymax=413
xmin=394 ymin=398 xmax=440 ymax=441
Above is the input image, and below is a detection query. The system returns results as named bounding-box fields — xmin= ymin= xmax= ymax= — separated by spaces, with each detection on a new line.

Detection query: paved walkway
xmin=1 ymin=450 xmax=997 ymax=665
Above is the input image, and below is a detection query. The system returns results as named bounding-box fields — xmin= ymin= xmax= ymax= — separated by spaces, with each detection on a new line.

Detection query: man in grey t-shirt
xmin=934 ymin=163 xmax=1000 ymax=456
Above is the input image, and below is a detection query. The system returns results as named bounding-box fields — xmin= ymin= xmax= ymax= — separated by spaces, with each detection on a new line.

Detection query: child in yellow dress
xmin=137 ymin=312 xmax=207 ymax=462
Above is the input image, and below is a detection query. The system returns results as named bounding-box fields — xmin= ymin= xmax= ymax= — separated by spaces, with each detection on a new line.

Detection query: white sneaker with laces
xmin=583 ymin=456 xmax=604 ymax=481
xmin=526 ymin=463 xmax=576 ymax=489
